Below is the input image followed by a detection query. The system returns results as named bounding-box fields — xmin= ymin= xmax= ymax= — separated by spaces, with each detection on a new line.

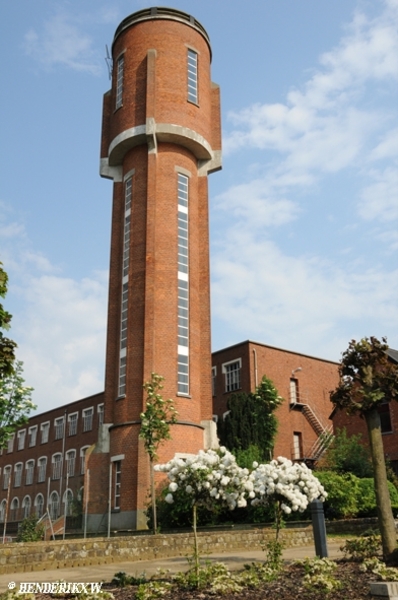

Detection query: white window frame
xmin=14 ymin=462 xmax=23 ymax=487
xmin=80 ymin=446 xmax=90 ymax=475
xmin=25 ymin=459 xmax=35 ymax=485
xmin=28 ymin=425 xmax=38 ymax=447
xmin=54 ymin=417 xmax=65 ymax=440
xmin=34 ymin=493 xmax=44 ymax=518
xmin=6 ymin=433 xmax=14 ymax=453
xmin=10 ymin=497 xmax=19 ymax=522
xmin=212 ymin=366 xmax=217 ymax=396
xmin=22 ymin=495 xmax=31 ymax=519
xmin=52 ymin=453 xmax=63 ymax=480
xmin=222 ymin=358 xmax=242 ymax=393
xmin=82 ymin=407 xmax=94 ymax=432
xmin=17 ymin=429 xmax=26 ymax=451
xmin=66 ymin=449 xmax=76 ymax=477
xmin=68 ymin=412 xmax=78 ymax=436
xmin=3 ymin=465 xmax=11 ymax=490
xmin=49 ymin=491 xmax=60 ymax=521
xmin=40 ymin=422 xmax=50 ymax=444
xmin=97 ymin=403 xmax=104 ymax=428
xmin=37 ymin=456 xmax=47 ymax=483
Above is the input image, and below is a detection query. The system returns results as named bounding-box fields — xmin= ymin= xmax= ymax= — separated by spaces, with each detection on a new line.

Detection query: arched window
xmin=52 ymin=453 xmax=62 ymax=480
xmin=10 ymin=497 xmax=19 ymax=522
xmin=3 ymin=466 xmax=11 ymax=490
xmin=63 ymin=489 xmax=74 ymax=516
xmin=49 ymin=491 xmax=60 ymax=521
xmin=14 ymin=463 xmax=23 ymax=487
xmin=0 ymin=499 xmax=6 ymax=522
xmin=25 ymin=460 xmax=35 ymax=485
xmin=80 ymin=446 xmax=90 ymax=474
xmin=37 ymin=457 xmax=47 ymax=483
xmin=34 ymin=494 xmax=44 ymax=519
xmin=66 ymin=450 xmax=76 ymax=477
xmin=22 ymin=496 xmax=31 ymax=519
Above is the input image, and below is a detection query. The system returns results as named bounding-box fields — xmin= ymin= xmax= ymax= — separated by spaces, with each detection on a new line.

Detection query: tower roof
xmin=113 ymin=7 xmax=212 ymax=59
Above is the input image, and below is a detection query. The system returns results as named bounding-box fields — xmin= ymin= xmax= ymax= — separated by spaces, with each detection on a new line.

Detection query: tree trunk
xmin=192 ymin=504 xmax=200 ymax=586
xmin=150 ymin=459 xmax=157 ymax=534
xmin=365 ymin=407 xmax=397 ymax=561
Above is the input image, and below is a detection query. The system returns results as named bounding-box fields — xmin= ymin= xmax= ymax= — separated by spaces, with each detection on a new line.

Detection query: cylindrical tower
xmin=88 ymin=7 xmax=221 ymax=530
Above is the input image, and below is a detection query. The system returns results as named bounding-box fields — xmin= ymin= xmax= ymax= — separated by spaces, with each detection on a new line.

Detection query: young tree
xmin=0 ymin=263 xmax=17 ymax=379
xmin=0 ymin=361 xmax=35 ymax=449
xmin=330 ymin=336 xmax=398 ymax=562
xmin=139 ymin=373 xmax=178 ymax=533
xmin=319 ymin=427 xmax=373 ymax=478
xmin=219 ymin=376 xmax=283 ymax=464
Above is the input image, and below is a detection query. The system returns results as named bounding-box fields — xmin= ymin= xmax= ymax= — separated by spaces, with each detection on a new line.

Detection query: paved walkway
xmin=0 ymin=541 xmax=344 ymax=592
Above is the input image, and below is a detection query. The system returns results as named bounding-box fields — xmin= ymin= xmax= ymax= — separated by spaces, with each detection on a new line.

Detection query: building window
xmin=63 ymin=489 xmax=74 ymax=517
xmin=292 ymin=432 xmax=302 ymax=460
xmin=17 ymin=429 xmax=26 ymax=451
xmin=49 ymin=491 xmax=60 ymax=521
xmin=52 ymin=454 xmax=62 ymax=480
xmin=66 ymin=450 xmax=76 ymax=477
xmin=14 ymin=463 xmax=23 ymax=487
xmin=114 ymin=461 xmax=121 ymax=509
xmin=98 ymin=404 xmax=104 ymax=428
xmin=83 ymin=408 xmax=94 ymax=432
xmin=54 ymin=417 xmax=64 ymax=440
xmin=6 ymin=434 xmax=14 ymax=453
xmin=37 ymin=457 xmax=47 ymax=483
xmin=25 ymin=460 xmax=35 ymax=485
xmin=118 ymin=177 xmax=132 ymax=397
xmin=187 ymin=49 xmax=198 ymax=104
xmin=3 ymin=466 xmax=11 ymax=490
xmin=212 ymin=366 xmax=217 ymax=396
xmin=177 ymin=173 xmax=189 ymax=395
xmin=0 ymin=499 xmax=6 ymax=523
xmin=10 ymin=498 xmax=19 ymax=522
xmin=290 ymin=379 xmax=299 ymax=404
xmin=115 ymin=54 xmax=124 ymax=109
xmin=28 ymin=426 xmax=37 ymax=447
xmin=378 ymin=402 xmax=393 ymax=434
xmin=40 ymin=422 xmax=50 ymax=444
xmin=222 ymin=359 xmax=242 ymax=393
xmin=22 ymin=496 xmax=31 ymax=519
xmin=34 ymin=494 xmax=44 ymax=518
xmin=80 ymin=446 xmax=89 ymax=475
xmin=68 ymin=413 xmax=78 ymax=436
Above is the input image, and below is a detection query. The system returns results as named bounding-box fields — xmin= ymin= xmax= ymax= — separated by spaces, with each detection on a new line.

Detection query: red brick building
xmin=212 ymin=341 xmax=339 ymax=463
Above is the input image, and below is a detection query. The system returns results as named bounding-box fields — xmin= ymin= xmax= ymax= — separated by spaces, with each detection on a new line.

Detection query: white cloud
xmin=211 ymin=229 xmax=398 ymax=359
xmin=24 ymin=13 xmax=102 ymax=75
xmin=359 ymin=166 xmax=398 ymax=221
xmin=1 ymin=208 xmax=107 ymax=414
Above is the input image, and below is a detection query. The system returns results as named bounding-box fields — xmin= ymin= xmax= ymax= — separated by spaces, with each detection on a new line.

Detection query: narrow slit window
xmin=187 ymin=49 xmax=198 ymax=104
xmin=115 ymin=55 xmax=124 ymax=109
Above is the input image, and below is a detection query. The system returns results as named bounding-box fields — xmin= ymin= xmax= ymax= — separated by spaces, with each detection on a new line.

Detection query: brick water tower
xmin=87 ymin=7 xmax=221 ymax=530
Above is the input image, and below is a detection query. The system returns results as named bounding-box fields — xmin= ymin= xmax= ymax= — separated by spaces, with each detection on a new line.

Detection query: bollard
xmin=310 ymin=499 xmax=328 ymax=558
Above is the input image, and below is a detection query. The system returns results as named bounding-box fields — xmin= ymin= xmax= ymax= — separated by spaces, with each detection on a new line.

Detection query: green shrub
xmin=16 ymin=515 xmax=44 ymax=542
xmin=315 ymin=471 xmax=359 ymax=519
xmin=341 ymin=534 xmax=382 ymax=560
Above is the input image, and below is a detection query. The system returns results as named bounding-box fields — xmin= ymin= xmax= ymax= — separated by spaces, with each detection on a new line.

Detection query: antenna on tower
xmin=105 ymin=45 xmax=113 ymax=80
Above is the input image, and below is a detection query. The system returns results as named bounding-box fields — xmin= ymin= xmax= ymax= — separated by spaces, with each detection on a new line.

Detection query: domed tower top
xmin=100 ymin=6 xmax=221 ymax=176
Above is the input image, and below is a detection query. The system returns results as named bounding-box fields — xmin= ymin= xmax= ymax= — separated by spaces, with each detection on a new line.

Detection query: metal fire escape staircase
xmin=291 ymin=391 xmax=334 ymax=464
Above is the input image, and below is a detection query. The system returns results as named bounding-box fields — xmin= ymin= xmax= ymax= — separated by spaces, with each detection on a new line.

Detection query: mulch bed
xmin=105 ymin=561 xmax=375 ymax=600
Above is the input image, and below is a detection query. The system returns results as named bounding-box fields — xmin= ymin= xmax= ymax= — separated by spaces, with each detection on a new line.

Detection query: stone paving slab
xmin=0 ymin=542 xmax=344 ymax=592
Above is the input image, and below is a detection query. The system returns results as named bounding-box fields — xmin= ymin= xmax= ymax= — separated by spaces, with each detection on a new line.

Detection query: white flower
xmin=165 ymin=493 xmax=174 ymax=504
xmin=169 ymin=482 xmax=178 ymax=492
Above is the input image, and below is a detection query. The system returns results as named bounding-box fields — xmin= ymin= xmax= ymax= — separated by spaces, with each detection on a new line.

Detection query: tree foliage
xmin=139 ymin=373 xmax=178 ymax=462
xmin=330 ymin=336 xmax=398 ymax=562
xmin=319 ymin=428 xmax=373 ymax=478
xmin=139 ymin=373 xmax=178 ymax=533
xmin=219 ymin=376 xmax=282 ymax=463
xmin=0 ymin=361 xmax=35 ymax=448
xmin=0 ymin=263 xmax=17 ymax=379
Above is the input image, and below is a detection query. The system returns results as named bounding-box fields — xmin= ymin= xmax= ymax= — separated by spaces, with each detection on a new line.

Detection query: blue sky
xmin=1 ymin=0 xmax=397 ymax=413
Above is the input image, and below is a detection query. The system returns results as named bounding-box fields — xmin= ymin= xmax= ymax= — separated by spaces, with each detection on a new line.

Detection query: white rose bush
xmin=155 ymin=449 xmax=327 ymax=584
xmin=250 ymin=456 xmax=327 ymax=538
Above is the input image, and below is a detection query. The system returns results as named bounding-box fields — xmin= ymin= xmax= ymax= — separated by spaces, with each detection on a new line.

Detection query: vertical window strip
xmin=177 ymin=173 xmax=189 ymax=395
xmin=187 ymin=49 xmax=198 ymax=104
xmin=115 ymin=55 xmax=124 ymax=109
xmin=118 ymin=178 xmax=132 ymax=397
